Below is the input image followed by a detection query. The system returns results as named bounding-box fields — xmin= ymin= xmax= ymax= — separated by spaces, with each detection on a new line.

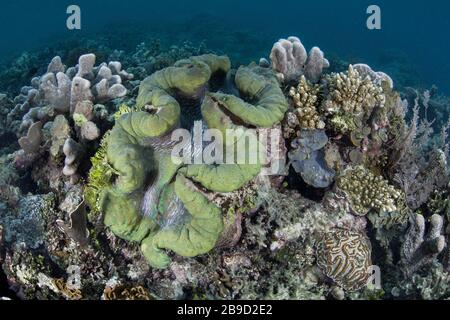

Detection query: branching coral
xmin=323 ymin=65 xmax=386 ymax=134
xmin=336 ymin=166 xmax=404 ymax=220
xmin=288 ymin=75 xmax=325 ymax=131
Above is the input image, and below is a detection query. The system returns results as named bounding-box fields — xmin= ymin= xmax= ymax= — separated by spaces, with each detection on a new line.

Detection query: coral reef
xmin=0 ymin=33 xmax=449 ymax=301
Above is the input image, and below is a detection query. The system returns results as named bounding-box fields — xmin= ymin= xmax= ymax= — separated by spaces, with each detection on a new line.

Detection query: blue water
xmin=0 ymin=0 xmax=449 ymax=94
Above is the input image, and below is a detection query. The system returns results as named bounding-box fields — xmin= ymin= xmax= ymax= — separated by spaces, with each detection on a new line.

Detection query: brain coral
xmin=317 ymin=229 xmax=372 ymax=291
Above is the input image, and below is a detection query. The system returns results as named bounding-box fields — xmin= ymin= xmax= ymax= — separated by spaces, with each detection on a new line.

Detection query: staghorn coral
xmin=270 ymin=36 xmax=329 ymax=83
xmin=288 ymin=75 xmax=325 ymax=131
xmin=316 ymin=229 xmax=372 ymax=292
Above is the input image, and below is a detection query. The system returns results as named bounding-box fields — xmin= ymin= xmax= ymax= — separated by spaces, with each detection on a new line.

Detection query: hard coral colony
xmin=0 ymin=33 xmax=448 ymax=301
